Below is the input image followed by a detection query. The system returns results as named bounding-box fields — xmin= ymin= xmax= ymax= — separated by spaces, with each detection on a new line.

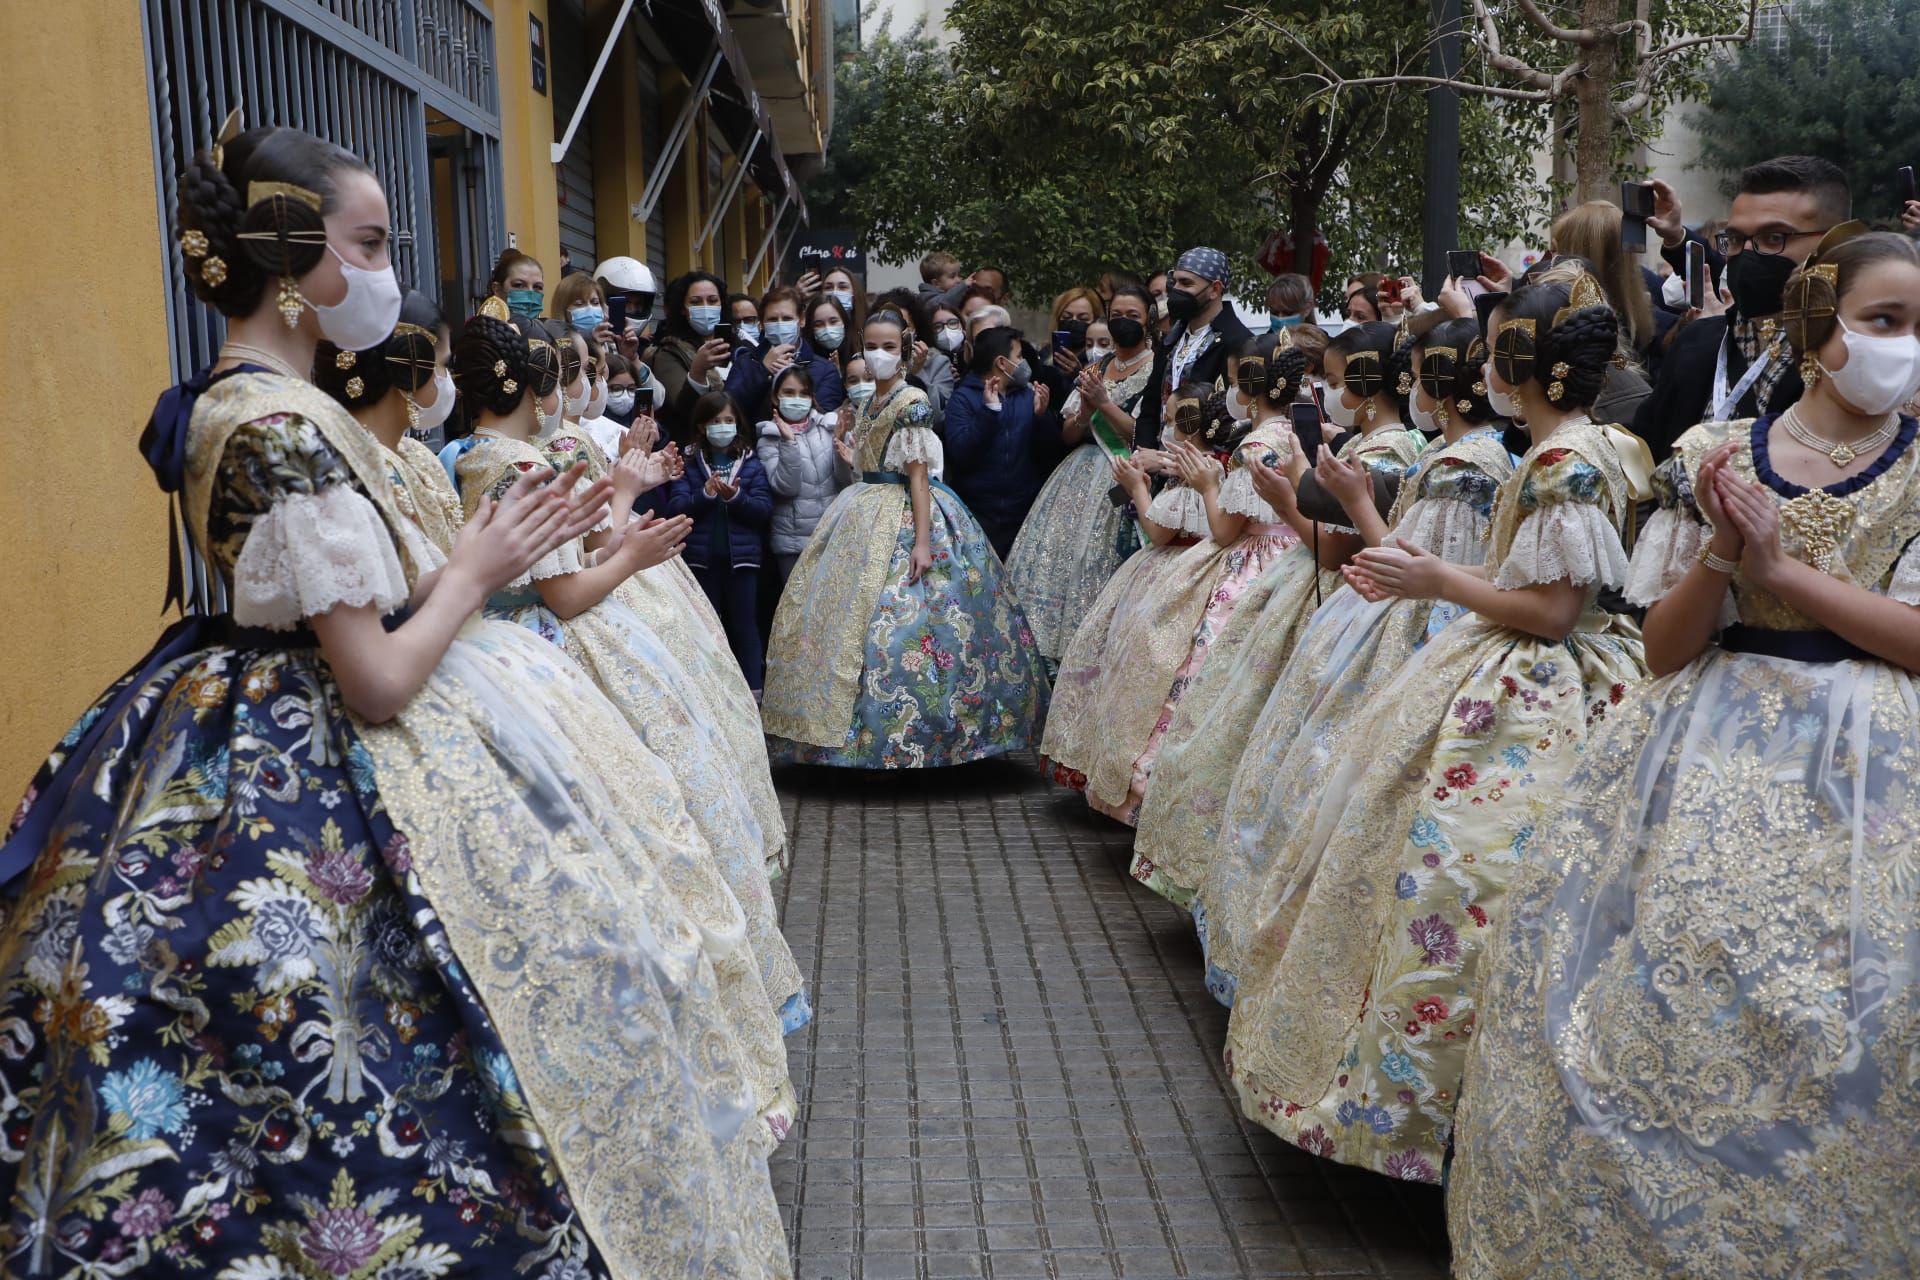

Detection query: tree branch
xmin=1616 ymin=0 xmax=1761 ymax=120
xmin=1513 ymin=0 xmax=1600 ymax=47
xmin=1470 ymin=0 xmax=1557 ymax=90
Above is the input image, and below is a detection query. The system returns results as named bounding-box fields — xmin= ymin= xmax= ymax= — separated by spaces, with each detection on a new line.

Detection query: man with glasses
xmin=1632 ymin=155 xmax=1852 ymax=460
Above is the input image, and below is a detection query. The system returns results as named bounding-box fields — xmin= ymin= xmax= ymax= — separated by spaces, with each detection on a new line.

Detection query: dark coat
xmin=664 ymin=450 xmax=773 ymax=570
xmin=943 ymin=373 xmax=1065 ymax=553
xmin=724 ymin=337 xmax=846 ymax=424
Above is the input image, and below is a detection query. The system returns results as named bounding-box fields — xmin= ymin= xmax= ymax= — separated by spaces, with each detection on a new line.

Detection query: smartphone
xmin=1900 ymin=165 xmax=1916 ymax=205
xmin=1052 ymin=329 xmax=1075 ymax=354
xmin=1447 ymin=249 xmax=1482 ymax=282
xmin=1289 ymin=401 xmax=1326 ymax=461
xmin=711 ymin=320 xmax=736 ymax=347
xmin=607 ymin=294 xmax=628 ymax=335
xmin=1378 ymin=277 xmax=1405 ymax=305
xmin=1620 ymin=180 xmax=1654 ymax=253
xmin=1685 ymin=239 xmax=1706 ymax=311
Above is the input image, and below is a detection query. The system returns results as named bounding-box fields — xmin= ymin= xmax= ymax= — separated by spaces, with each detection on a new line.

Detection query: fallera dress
xmin=1187 ymin=426 xmax=1515 ymax=1005
xmin=1449 ymin=416 xmax=1920 ymax=1277
xmin=1130 ymin=423 xmax=1425 ymax=900
xmin=1004 ymin=355 xmax=1152 ymax=671
xmin=0 ymin=369 xmax=791 ymax=1280
xmin=1041 ymin=420 xmax=1309 ymax=826
xmin=451 ymin=432 xmax=809 ymax=1057
xmin=1224 ymin=418 xmax=1647 ymax=1183
xmin=534 ymin=426 xmax=792 ymax=884
xmin=761 ymin=384 xmax=1048 ymax=768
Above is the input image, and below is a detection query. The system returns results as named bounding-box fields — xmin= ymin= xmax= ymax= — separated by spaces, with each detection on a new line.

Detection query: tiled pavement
xmin=768 ymin=758 xmax=1450 ymax=1280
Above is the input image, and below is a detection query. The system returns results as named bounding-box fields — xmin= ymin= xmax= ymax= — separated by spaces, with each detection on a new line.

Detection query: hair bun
xmin=177 ymin=146 xmax=251 ymax=309
xmin=1537 ymin=304 xmax=1620 ymax=410
xmin=234 ymin=190 xmax=329 ymax=279
xmin=453 ymin=313 xmax=532 ymax=417
xmin=1268 ymin=346 xmax=1308 ymax=403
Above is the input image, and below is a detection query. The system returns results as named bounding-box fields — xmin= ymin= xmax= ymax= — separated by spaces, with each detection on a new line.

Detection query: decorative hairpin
xmin=209 ymin=104 xmax=243 ymax=173
xmin=336 ymin=350 xmax=358 ymax=370
xmin=345 ymin=376 xmax=365 ymax=400
xmin=478 ymin=295 xmax=512 ymax=322
xmin=247 ymin=181 xmax=323 ymax=212
xmin=1492 ymin=317 xmax=1537 ymax=386
xmin=201 ymin=257 xmax=227 ymax=287
xmin=502 ymin=379 xmax=518 ymax=395
xmin=180 ymin=230 xmax=209 ymax=259
xmin=1552 ymin=271 xmax=1607 ymax=328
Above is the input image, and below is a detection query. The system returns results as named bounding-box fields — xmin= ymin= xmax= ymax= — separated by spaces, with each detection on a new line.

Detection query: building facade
xmin=0 ymin=0 xmax=834 ymax=789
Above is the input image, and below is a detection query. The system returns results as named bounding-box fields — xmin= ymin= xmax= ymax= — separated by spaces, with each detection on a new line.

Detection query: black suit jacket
xmin=1632 ymin=315 xmax=1803 ymax=462
xmin=1139 ymin=306 xmax=1255 ymax=449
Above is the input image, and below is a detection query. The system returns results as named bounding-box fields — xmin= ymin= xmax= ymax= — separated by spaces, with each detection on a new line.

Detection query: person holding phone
xmin=643 ymin=270 xmax=732 ymax=444
xmin=726 ymin=284 xmax=846 ymax=423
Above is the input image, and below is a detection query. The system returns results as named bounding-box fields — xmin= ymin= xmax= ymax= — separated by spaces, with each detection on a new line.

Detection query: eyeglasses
xmin=1714 ymin=226 xmax=1831 ymax=256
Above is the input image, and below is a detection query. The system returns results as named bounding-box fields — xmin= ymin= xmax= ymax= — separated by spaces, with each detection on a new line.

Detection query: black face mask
xmin=1060 ymin=318 xmax=1088 ymax=350
xmin=1165 ymin=287 xmax=1204 ymax=323
xmin=1725 ymin=249 xmax=1796 ymax=320
xmin=1108 ymin=315 xmax=1146 ymax=348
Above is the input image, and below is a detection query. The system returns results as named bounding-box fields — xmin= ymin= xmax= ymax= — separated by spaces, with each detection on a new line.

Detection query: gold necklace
xmin=218 ymin=341 xmax=305 ymax=380
xmin=1780 ymin=404 xmax=1897 ymax=468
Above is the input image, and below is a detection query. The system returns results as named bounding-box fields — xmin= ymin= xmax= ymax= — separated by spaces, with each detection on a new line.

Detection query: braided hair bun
xmin=1233 ymin=333 xmax=1311 ymax=406
xmin=510 ymin=315 xmax=563 ymax=399
xmin=453 ymin=311 xmax=532 ymax=417
xmin=1326 ymin=320 xmax=1400 ymax=406
xmin=1417 ymin=318 xmax=1495 ymax=426
xmin=175 ymin=126 xmax=371 ymax=318
xmin=314 ymin=291 xmax=444 ymax=413
xmin=1535 ymin=304 xmax=1619 ymax=411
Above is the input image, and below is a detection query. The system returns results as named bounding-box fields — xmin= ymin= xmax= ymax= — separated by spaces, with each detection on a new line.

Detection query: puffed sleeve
xmin=1217 ymin=430 xmax=1295 ymax=522
xmin=1623 ymin=452 xmax=1711 ymax=607
xmin=1491 ymin=445 xmax=1631 ymax=591
xmin=1391 ymin=460 xmax=1501 ymax=566
xmin=1145 ymin=482 xmax=1212 ymax=537
xmin=880 ymin=397 xmax=942 ymax=471
xmin=220 ymin=414 xmax=411 ymax=630
xmin=1885 ymin=537 xmax=1920 ymax=605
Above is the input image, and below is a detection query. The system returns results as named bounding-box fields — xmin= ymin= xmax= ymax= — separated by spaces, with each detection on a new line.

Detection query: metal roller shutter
xmin=548 ymin=0 xmax=596 ymax=270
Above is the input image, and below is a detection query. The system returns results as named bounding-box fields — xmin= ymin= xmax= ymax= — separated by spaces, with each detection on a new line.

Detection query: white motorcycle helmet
xmin=594 ymin=255 xmax=658 ymax=329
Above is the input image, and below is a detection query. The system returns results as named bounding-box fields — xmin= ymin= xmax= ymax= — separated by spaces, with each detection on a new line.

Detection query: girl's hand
xmin=1032 ymin=382 xmax=1052 ymax=417
xmin=1716 ymin=471 xmax=1787 ymax=587
xmin=1173 ymin=440 xmax=1222 ymax=493
xmin=711 ymin=476 xmax=740 ymax=501
xmin=834 ymin=436 xmax=856 ymax=469
xmin=1110 ymin=455 xmax=1150 ymax=499
xmin=617 ymin=512 xmax=693 ymax=570
xmin=910 ymin=338 xmax=929 ymax=375
xmin=1130 ymin=447 xmax=1172 ymax=477
xmin=447 ymin=466 xmax=574 ymax=595
xmin=1247 ymin=454 xmax=1298 ymax=514
xmin=1351 ymin=537 xmax=1448 ymax=600
xmin=1052 ymin=346 xmax=1081 ymax=375
xmin=554 ymin=474 xmax=616 ymax=550
xmin=1437 ymin=276 xmax=1474 ymax=319
xmin=907 ymin=538 xmax=934 ymax=584
xmin=836 ymin=403 xmax=856 ymax=437
xmin=620 ymin=414 xmax=659 ymax=457
xmin=794 ymin=269 xmax=823 ymax=296
xmin=1341 ymin=561 xmax=1390 ymax=603
xmin=1694 ymin=440 xmax=1744 ymax=560
xmin=1078 ymin=365 xmax=1112 ymax=411
xmin=1317 ymin=445 xmax=1371 ymax=508
xmin=593 ymin=320 xmax=618 ymax=351
xmin=611 ymin=449 xmax=652 ymax=509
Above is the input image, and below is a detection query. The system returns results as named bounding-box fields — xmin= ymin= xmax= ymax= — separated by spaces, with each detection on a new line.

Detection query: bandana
xmin=1175 ymin=246 xmax=1229 ymax=286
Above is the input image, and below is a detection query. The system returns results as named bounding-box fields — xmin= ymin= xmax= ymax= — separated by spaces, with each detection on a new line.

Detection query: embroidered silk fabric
xmin=0 ymin=372 xmax=789 ymax=1279
xmin=1223 ymin=420 xmax=1647 ymax=1183
xmin=1042 ymin=425 xmax=1305 ymax=816
xmin=1150 ymin=429 xmax=1515 ymax=1000
xmin=763 ymin=386 xmax=1048 ymax=767
xmin=452 ymin=434 xmax=801 ymax=1118
xmin=1129 ymin=425 xmax=1425 ymax=902
xmin=1449 ymin=417 xmax=1920 ymax=1277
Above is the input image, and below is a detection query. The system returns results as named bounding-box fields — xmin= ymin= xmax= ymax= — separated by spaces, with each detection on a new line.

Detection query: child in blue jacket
xmin=666 ymin=391 xmax=774 ymax=692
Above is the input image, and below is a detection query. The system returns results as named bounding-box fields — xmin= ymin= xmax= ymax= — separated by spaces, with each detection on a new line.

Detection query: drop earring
xmin=277 ymin=277 xmax=306 ymax=328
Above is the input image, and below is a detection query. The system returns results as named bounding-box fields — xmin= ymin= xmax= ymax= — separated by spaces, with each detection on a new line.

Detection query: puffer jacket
xmin=755 ymin=412 xmax=853 ymax=555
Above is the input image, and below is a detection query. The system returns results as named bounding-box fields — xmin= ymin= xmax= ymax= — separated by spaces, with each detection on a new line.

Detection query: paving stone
xmin=768 ymin=759 xmax=1449 ymax=1277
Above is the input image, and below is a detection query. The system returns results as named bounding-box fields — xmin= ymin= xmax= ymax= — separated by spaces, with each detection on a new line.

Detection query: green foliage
xmin=1693 ymin=0 xmax=1920 ymax=221
xmin=814 ymin=0 xmax=1549 ymax=303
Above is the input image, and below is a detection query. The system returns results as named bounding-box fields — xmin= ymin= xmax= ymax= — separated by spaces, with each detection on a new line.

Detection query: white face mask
xmin=1324 ymin=386 xmax=1360 ymax=428
xmin=416 ymin=368 xmax=457 ymax=432
xmin=865 ymin=347 xmax=902 ymax=380
xmin=1085 ymin=343 xmax=1115 ymax=362
xmin=1226 ymin=387 xmax=1251 ymax=420
xmin=310 ymin=244 xmax=404 ymax=351
xmin=1822 ymin=318 xmax=1920 ymax=416
xmin=777 ymin=395 xmax=814 ymax=423
xmin=563 ymin=380 xmax=589 ymax=417
xmin=1484 ymin=362 xmax=1521 ymax=419
xmin=936 ymin=324 xmax=965 ymax=353
xmin=605 ymin=388 xmax=637 ymax=416
xmin=1408 ymin=390 xmax=1438 ymax=434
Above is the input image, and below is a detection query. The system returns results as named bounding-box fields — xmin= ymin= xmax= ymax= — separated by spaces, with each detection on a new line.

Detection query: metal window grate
xmin=141 ymin=0 xmax=505 ymax=611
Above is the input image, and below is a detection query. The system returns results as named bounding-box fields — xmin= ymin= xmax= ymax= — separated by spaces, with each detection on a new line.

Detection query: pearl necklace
xmin=218 ymin=342 xmax=305 ymax=380
xmin=1779 ymin=404 xmax=1897 ymax=468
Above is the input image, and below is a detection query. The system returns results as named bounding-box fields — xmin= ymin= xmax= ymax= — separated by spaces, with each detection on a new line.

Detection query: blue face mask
xmin=813 ymin=324 xmax=846 ymax=352
xmin=506 ymin=288 xmax=543 ymax=319
xmin=766 ymin=318 xmax=800 ymax=346
xmin=689 ymin=304 xmax=722 ymax=335
xmin=829 ymin=289 xmax=855 ymax=311
xmin=738 ymin=322 xmax=762 ymax=348
xmin=1270 ymin=314 xmax=1302 ymax=331
xmin=568 ymin=305 xmax=605 ymax=334
xmin=705 ymin=421 xmax=738 ymax=449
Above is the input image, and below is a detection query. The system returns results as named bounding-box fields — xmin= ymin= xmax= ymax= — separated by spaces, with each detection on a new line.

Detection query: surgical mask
xmin=688 ymin=303 xmax=722 ymax=335
xmin=936 ymin=323 xmax=965 ymax=352
xmin=1484 ymin=365 xmax=1521 ymax=419
xmin=777 ymin=395 xmax=814 ymax=423
xmin=847 ymin=380 xmax=876 ymax=405
xmin=1408 ymin=392 xmax=1438 ymax=434
xmin=506 ymin=287 xmax=543 ymax=319
xmin=1324 ymin=388 xmax=1360 ymax=428
xmin=1226 ymin=387 xmax=1251 ymax=419
xmin=587 ymin=378 xmax=608 ymax=419
xmin=738 ymin=322 xmax=762 ymax=348
xmin=606 ymin=388 xmax=637 ymax=416
xmin=1725 ymin=249 xmax=1795 ymax=320
xmin=1108 ymin=316 xmax=1146 ymax=349
xmin=766 ymin=318 xmax=800 ymax=346
xmin=1822 ymin=318 xmax=1920 ymax=415
xmin=1085 ymin=343 xmax=1115 ymax=362
xmin=865 ymin=347 xmax=902 ymax=380
xmin=829 ymin=288 xmax=854 ymax=311
xmin=564 ymin=382 xmax=589 ymax=417
xmin=1005 ymin=358 xmax=1033 ymax=389
xmin=705 ymin=420 xmax=738 ymax=449
xmin=310 ymin=245 xmax=404 ymax=351
xmin=417 ymin=368 xmax=456 ymax=432
xmin=813 ymin=324 xmax=845 ymax=351
xmin=1270 ymin=314 xmax=1303 ymax=332
xmin=568 ymin=305 xmax=604 ymax=334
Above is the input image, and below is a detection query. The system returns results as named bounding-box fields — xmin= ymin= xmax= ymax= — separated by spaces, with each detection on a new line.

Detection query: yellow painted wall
xmin=0 ymin=5 xmax=173 ymax=792
xmin=495 ymin=0 xmax=563 ymax=280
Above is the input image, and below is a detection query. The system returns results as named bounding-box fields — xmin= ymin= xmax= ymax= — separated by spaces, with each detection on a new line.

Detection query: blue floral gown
xmin=0 ymin=370 xmax=791 ymax=1278
xmin=762 ymin=384 xmax=1048 ymax=768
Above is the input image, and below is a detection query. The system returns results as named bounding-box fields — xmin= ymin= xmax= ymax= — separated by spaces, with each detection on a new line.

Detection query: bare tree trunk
xmin=1571 ymin=0 xmax=1621 ymax=202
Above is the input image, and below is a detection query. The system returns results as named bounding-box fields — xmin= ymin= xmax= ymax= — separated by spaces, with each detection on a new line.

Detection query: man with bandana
xmin=1140 ymin=247 xmax=1253 ymax=449
xmin=1633 ymin=155 xmax=1852 ymax=461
